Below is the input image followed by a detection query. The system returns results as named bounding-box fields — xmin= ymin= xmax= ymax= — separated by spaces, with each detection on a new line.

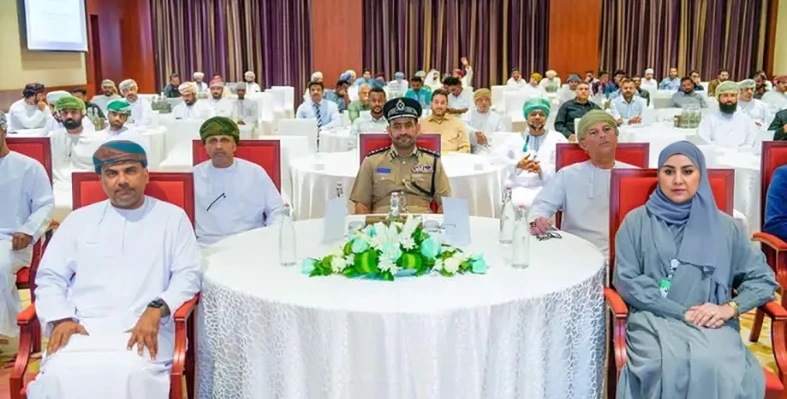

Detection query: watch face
xmin=149 ymin=299 xmax=165 ymax=308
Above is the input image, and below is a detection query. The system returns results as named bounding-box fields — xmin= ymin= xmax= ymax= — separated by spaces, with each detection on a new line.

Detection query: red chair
xmin=7 ymin=137 xmax=57 ymax=352
xmin=749 ymin=141 xmax=787 ymax=343
xmin=358 ymin=133 xmax=441 ymax=166
xmin=11 ymin=172 xmax=199 ymax=399
xmin=605 ymin=168 xmax=787 ymax=399
xmin=553 ymin=142 xmax=650 ymax=227
xmin=191 ymin=139 xmax=282 ymax=192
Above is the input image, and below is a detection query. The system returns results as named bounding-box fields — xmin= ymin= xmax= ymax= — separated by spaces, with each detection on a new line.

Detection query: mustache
xmin=115 ymin=185 xmax=134 ymax=193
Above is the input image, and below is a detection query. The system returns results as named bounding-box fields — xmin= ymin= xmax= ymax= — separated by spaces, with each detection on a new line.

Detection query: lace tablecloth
xmin=289 ymin=151 xmax=503 ymax=220
xmin=197 ymin=217 xmax=606 ymax=399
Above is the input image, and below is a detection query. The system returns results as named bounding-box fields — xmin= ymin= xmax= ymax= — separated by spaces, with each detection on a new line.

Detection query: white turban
xmin=645 ymin=68 xmax=654 ymax=75
xmin=193 ymin=72 xmax=205 ymax=79
xmin=46 ymin=91 xmax=71 ymax=104
xmin=545 ymin=70 xmax=557 ymax=79
xmin=119 ymin=79 xmax=138 ymax=93
xmin=311 ymin=71 xmax=323 ymax=80
xmin=244 ymin=71 xmax=255 ymax=79
xmin=178 ymin=81 xmax=198 ymax=95
xmin=235 ymin=82 xmax=247 ymax=91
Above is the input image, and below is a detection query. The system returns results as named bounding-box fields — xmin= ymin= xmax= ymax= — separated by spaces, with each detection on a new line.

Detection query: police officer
xmin=350 ymin=98 xmax=451 ymax=214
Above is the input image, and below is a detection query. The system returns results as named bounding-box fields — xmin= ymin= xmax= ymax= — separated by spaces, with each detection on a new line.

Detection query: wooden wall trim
xmin=312 ymin=0 xmax=363 ymax=89
xmin=765 ymin=0 xmax=781 ymax=76
xmin=548 ymin=0 xmax=603 ymax=77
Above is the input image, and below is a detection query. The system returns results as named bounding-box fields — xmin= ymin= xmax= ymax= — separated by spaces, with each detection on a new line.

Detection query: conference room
xmin=2 ymin=0 xmax=787 ymax=398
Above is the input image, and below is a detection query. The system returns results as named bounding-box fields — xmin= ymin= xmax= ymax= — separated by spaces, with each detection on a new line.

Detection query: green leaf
xmin=440 ymin=269 xmax=453 ymax=277
xmin=382 ymin=271 xmax=395 ymax=281
xmin=343 ymin=241 xmax=353 ymax=255
xmin=343 ymin=268 xmax=359 ymax=278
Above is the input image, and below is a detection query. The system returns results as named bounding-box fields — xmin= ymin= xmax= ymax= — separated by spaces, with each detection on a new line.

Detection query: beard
xmin=719 ymin=102 xmax=737 ymax=114
xmin=528 ymin=121 xmax=545 ymax=133
xmin=63 ymin=118 xmax=82 ymax=130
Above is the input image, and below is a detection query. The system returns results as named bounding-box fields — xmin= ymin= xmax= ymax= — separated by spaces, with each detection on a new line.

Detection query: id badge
xmin=659 ymin=278 xmax=671 ymax=298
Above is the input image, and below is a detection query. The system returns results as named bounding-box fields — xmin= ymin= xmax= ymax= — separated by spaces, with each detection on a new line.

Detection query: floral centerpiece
xmin=301 ymin=215 xmax=488 ymax=281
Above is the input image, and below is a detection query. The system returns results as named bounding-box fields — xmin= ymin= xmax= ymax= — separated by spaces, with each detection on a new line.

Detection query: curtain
xmin=362 ymin=0 xmax=550 ymax=89
xmin=598 ymin=0 xmax=770 ymax=81
xmin=151 ymin=0 xmax=312 ymax=96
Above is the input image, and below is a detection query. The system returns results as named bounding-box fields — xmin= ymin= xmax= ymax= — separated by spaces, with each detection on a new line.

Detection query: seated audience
xmin=529 ymin=110 xmax=636 ymax=257
xmin=405 ymin=76 xmax=432 ymax=109
xmin=554 ymin=82 xmax=601 ymax=142
xmin=8 ymin=83 xmax=51 ymax=132
xmin=444 ymin=77 xmax=473 ymax=115
xmin=707 ymin=68 xmax=729 ymax=96
xmin=466 ymin=89 xmax=503 ymax=154
xmin=244 ymin=71 xmax=262 ymax=93
xmin=350 ymin=98 xmax=450 ymax=214
xmin=90 ymin=80 xmax=122 ymax=115
xmin=388 ymin=72 xmax=408 ymax=97
xmin=507 ymin=68 xmax=527 ymax=89
xmin=27 ymin=140 xmax=202 ymax=398
xmin=173 ymin=82 xmax=215 ymax=120
xmin=689 ymin=70 xmax=704 ymax=90
xmin=493 ymin=98 xmax=567 ymax=206
xmin=424 ymin=70 xmax=443 ymax=91
xmin=632 ymin=75 xmax=651 ymax=106
xmin=640 ymin=68 xmax=658 ymax=91
xmin=769 ymin=109 xmax=787 ymax=141
xmin=353 ymin=69 xmax=374 ymax=87
xmin=613 ymin=141 xmax=776 ymax=399
xmin=323 ymin=80 xmax=351 ymax=113
xmin=193 ymin=117 xmax=283 ymax=247
xmin=162 ymin=73 xmax=181 ymax=98
xmin=698 ymin=81 xmax=757 ymax=148
xmin=206 ymin=78 xmax=233 ymax=117
xmin=592 ymin=71 xmax=611 ymax=98
xmin=659 ymin=68 xmax=681 ymax=90
xmin=421 ymin=89 xmax=470 ymax=153
xmin=539 ymin=70 xmax=561 ymax=93
xmin=350 ymin=87 xmax=388 ymax=135
xmin=193 ymin=72 xmax=208 ymax=93
xmin=761 ymin=75 xmax=787 ymax=113
xmin=232 ymin=83 xmax=259 ymax=126
xmin=348 ymin=83 xmax=372 ymax=122
xmin=558 ymin=74 xmax=580 ymax=105
xmin=753 ymin=73 xmax=769 ymax=100
xmin=49 ymin=97 xmax=103 ymax=186
xmin=296 ymin=81 xmax=341 ymax=129
xmin=119 ymin=79 xmax=154 ymax=126
xmin=101 ymin=100 xmax=136 ymax=139
xmin=70 ymin=88 xmax=105 ymax=119
xmin=0 ymin=112 xmax=54 ymax=340
xmin=610 ymin=79 xmax=648 ymax=125
xmin=737 ymin=79 xmax=769 ymax=127
xmin=45 ymin=92 xmax=95 ymax=133
xmin=671 ymin=77 xmax=709 ymax=108
xmin=764 ymin=165 xmax=787 ymax=242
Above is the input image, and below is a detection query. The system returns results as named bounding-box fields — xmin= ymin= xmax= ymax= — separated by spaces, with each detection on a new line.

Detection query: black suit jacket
xmin=768 ymin=109 xmax=787 ymax=141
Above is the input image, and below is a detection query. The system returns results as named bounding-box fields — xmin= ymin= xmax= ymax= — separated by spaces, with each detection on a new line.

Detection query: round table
xmin=289 ymin=151 xmax=503 ymax=219
xmin=197 ymin=217 xmax=606 ymax=399
xmin=319 ymin=127 xmax=355 ymax=153
xmin=619 ymin=123 xmax=699 ymax=167
xmin=715 ymin=148 xmax=762 ymax=233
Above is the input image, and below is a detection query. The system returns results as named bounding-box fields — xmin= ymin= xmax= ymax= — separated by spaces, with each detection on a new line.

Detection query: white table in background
xmin=618 ymin=123 xmax=700 ymax=167
xmin=715 ymin=148 xmax=762 ymax=233
xmin=289 ymin=151 xmax=503 ymax=220
xmin=196 ymin=216 xmax=605 ymax=399
xmin=319 ymin=127 xmax=356 ymax=153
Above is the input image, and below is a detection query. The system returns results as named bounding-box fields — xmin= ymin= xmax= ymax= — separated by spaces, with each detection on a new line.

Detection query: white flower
xmin=330 ymin=246 xmax=345 ymax=258
xmin=378 ymin=257 xmax=394 ymax=272
xmin=331 ymin=256 xmax=347 ymax=273
xmin=443 ymin=256 xmax=461 ymax=274
xmin=400 ymin=237 xmax=416 ymax=250
xmin=401 ymin=215 xmax=419 ymax=238
xmin=372 ymin=222 xmax=400 ymax=249
xmin=434 ymin=259 xmax=444 ymax=271
xmin=345 ymin=253 xmax=355 ymax=266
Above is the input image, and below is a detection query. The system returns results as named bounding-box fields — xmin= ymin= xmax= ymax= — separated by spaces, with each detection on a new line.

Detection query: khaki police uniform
xmin=350 ymin=146 xmax=451 ymax=214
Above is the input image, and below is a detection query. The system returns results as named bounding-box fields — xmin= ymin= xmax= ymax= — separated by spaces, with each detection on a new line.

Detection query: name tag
xmin=376 ymin=167 xmax=391 ymax=174
xmin=412 ymin=164 xmax=433 ymax=173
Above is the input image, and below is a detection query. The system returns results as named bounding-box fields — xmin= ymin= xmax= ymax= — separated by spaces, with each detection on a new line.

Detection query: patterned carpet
xmin=0 ymin=290 xmax=780 ymax=396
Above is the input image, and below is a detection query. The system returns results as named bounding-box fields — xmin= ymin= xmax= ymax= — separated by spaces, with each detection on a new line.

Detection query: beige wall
xmin=775 ymin=0 xmax=787 ymax=74
xmin=0 ymin=0 xmax=86 ymax=91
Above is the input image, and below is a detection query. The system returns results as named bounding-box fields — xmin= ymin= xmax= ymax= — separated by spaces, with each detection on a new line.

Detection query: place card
xmin=323 ymin=198 xmax=347 ymax=243
xmin=442 ymin=197 xmax=471 ymax=246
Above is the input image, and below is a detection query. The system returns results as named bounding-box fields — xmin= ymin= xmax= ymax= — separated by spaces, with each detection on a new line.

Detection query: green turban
xmin=107 ymin=99 xmax=132 ymax=115
xmin=523 ymin=97 xmax=551 ymax=118
xmin=92 ymin=140 xmax=148 ymax=173
xmin=715 ymin=81 xmax=739 ymax=99
xmin=55 ymin=95 xmax=85 ymax=111
xmin=577 ymin=110 xmax=618 ymax=141
xmin=738 ymin=79 xmax=756 ymax=89
xmin=199 ymin=116 xmax=240 ymax=143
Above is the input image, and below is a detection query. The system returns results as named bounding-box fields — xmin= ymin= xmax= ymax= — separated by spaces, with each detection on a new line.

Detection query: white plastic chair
xmin=277 ymin=118 xmax=319 ymax=153
xmin=504 ymin=91 xmax=531 ymax=122
xmin=271 ymin=86 xmax=295 ymax=116
xmin=491 ymin=85 xmax=507 ymax=112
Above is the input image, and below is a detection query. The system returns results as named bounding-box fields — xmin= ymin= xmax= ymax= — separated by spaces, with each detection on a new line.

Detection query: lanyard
xmin=659 ymin=259 xmax=681 ymax=298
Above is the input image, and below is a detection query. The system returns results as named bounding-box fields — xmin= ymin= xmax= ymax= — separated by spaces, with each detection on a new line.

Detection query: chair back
xmin=608 ymin=168 xmax=735 ymax=273
xmin=191 ymin=139 xmax=281 ymax=192
xmin=358 ymin=134 xmax=441 ymax=165
xmin=72 ymin=172 xmax=195 ymax=225
xmin=6 ymin=137 xmax=53 ymax=183
xmin=556 ymin=143 xmax=650 ymax=170
xmin=761 ymin=141 xmax=787 ymax=224
xmin=277 ymin=118 xmax=318 ymax=153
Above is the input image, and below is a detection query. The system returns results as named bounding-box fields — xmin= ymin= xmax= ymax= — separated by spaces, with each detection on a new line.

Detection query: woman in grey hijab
xmin=614 ymin=141 xmax=777 ymax=399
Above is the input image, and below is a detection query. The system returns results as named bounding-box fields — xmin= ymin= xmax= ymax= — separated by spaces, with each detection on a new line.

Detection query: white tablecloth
xmin=619 ymin=123 xmax=700 ymax=167
xmin=197 ymin=217 xmax=606 ymax=399
xmin=290 ymin=152 xmax=503 ymax=220
xmin=319 ymin=127 xmax=355 ymax=153
xmin=715 ymin=148 xmax=762 ymax=233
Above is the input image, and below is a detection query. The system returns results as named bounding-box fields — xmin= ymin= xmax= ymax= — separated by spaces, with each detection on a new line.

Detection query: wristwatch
xmin=148 ymin=298 xmax=170 ymax=317
xmin=726 ymin=300 xmax=740 ymax=317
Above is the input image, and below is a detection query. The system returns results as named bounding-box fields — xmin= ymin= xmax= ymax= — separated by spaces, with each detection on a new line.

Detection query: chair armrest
xmin=761 ymin=301 xmax=787 ymax=386
xmin=174 ymin=293 xmax=200 ymax=322
xmin=171 ymin=294 xmax=200 ymax=383
xmin=604 ymin=288 xmax=628 ymax=377
xmin=11 ymin=305 xmax=38 ymax=399
xmin=753 ymin=232 xmax=787 ymax=251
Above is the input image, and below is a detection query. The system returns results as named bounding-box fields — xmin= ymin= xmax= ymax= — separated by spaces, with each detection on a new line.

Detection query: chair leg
xmin=185 ymin=311 xmax=197 ymax=399
xmin=606 ymin=315 xmax=617 ymax=399
xmin=749 ymin=308 xmax=765 ymax=343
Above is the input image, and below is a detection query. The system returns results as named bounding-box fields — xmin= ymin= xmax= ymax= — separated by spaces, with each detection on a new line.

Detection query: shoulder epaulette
xmin=366 ymin=146 xmax=391 ymax=157
xmin=418 ymin=147 xmax=440 ymax=157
